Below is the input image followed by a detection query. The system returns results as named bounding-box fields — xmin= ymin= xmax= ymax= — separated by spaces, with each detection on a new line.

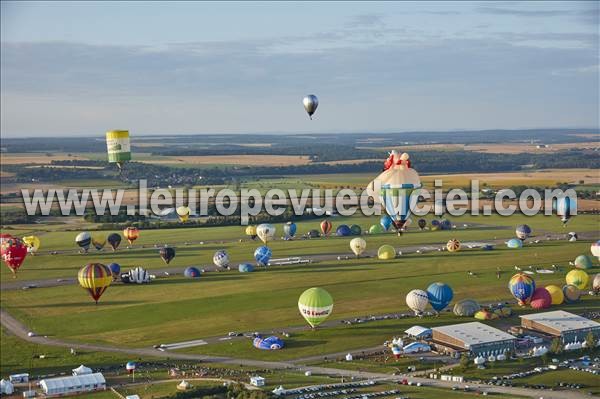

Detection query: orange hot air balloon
xmin=1 ymin=237 xmax=28 ymax=277
xmin=123 ymin=227 xmax=139 ymax=245
xmin=78 ymin=263 xmax=112 ymax=304
xmin=320 ymin=220 xmax=332 ymax=236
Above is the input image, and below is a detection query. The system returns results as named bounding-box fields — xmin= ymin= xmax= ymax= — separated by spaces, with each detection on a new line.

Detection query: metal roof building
xmin=520 ymin=310 xmax=600 ymax=342
xmin=40 ymin=372 xmax=106 ymax=397
xmin=432 ymin=322 xmax=516 ymax=356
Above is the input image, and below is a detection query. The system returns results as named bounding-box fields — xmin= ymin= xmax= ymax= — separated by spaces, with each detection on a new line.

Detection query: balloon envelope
xmin=506 ymin=238 xmax=523 ymax=249
xmin=350 ymin=224 xmax=362 ymax=236
xmin=107 ymin=233 xmax=122 ymax=250
xmin=349 ymin=237 xmax=366 ymax=256
xmin=253 ymin=336 xmax=284 ymax=350
xmin=545 ymin=285 xmax=564 ymax=305
xmin=446 ymin=239 xmax=461 ymax=252
xmin=92 ymin=235 xmax=106 ymax=251
xmin=106 ymin=130 xmax=131 ymax=167
xmin=592 ymin=273 xmax=600 ymax=292
xmin=22 ymin=235 xmax=40 ymax=254
xmin=238 ymin=263 xmax=254 ymax=273
xmin=298 ymin=287 xmax=333 ymax=328
xmin=418 ymin=219 xmax=427 ymax=230
xmin=508 ymin=273 xmax=536 ymax=305
xmin=78 ymin=263 xmax=112 ymax=303
xmin=562 ymin=284 xmax=581 ymax=303
xmin=1 ymin=237 xmax=28 ymax=275
xmin=426 ymin=282 xmax=453 ymax=312
xmin=160 ymin=247 xmax=176 ymax=264
xmin=254 ymin=246 xmax=272 ymax=266
xmin=75 ymin=232 xmax=92 ymax=251
xmin=515 ymin=224 xmax=532 ymax=240
xmin=574 ymin=255 xmax=593 ymax=270
xmin=566 ymin=269 xmax=589 ymax=290
xmin=530 ymin=287 xmax=552 ymax=309
xmin=554 ymin=196 xmax=576 ymax=225
xmin=184 ymin=266 xmax=201 ymax=278
xmin=176 ymin=206 xmax=190 ymax=222
xmin=108 ymin=263 xmax=121 ymax=278
xmin=369 ymin=224 xmax=385 ymax=234
xmin=213 ymin=250 xmax=230 ymax=268
xmin=283 ymin=222 xmax=297 ymax=238
xmin=256 ymin=223 xmax=275 ymax=244
xmin=320 ymin=220 xmax=332 ymax=235
xmin=123 ymin=227 xmax=139 ymax=245
xmin=302 ymin=94 xmax=319 ymax=119
xmin=591 ymin=241 xmax=600 ymax=260
xmin=377 ymin=245 xmax=396 ymax=260
xmin=405 ymin=289 xmax=429 ymax=314
xmin=336 ymin=225 xmax=351 ymax=237
xmin=453 ymin=299 xmax=480 ymax=317
xmin=380 ymin=215 xmax=393 ymax=231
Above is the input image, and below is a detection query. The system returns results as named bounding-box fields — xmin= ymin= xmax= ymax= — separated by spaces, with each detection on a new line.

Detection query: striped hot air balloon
xmin=78 ymin=263 xmax=112 ymax=304
xmin=446 ymin=239 xmax=461 ymax=252
xmin=508 ymin=273 xmax=536 ymax=306
xmin=123 ymin=227 xmax=139 ymax=245
xmin=320 ymin=220 xmax=332 ymax=236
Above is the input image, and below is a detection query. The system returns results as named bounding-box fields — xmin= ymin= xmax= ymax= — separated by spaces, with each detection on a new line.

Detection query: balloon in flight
xmin=245 ymin=225 xmax=257 ymax=240
xmin=426 ymin=282 xmax=453 ymax=312
xmin=417 ymin=219 xmax=427 ymax=230
xmin=107 ymin=233 xmax=122 ymax=251
xmin=298 ymin=287 xmax=333 ymax=328
xmin=160 ymin=246 xmax=176 ymax=264
xmin=75 ymin=232 xmax=92 ymax=252
xmin=320 ymin=220 xmax=332 ymax=236
xmin=405 ymin=289 xmax=429 ymax=314
xmin=123 ymin=227 xmax=139 ymax=245
xmin=92 ymin=235 xmax=106 ymax=251
xmin=106 ymin=130 xmax=131 ymax=169
xmin=349 ymin=237 xmax=366 ymax=257
xmin=1 ymin=237 xmax=28 ymax=276
xmin=302 ymin=94 xmax=319 ymax=119
xmin=78 ymin=263 xmax=112 ymax=304
xmin=554 ymin=196 xmax=576 ymax=225
xmin=22 ymin=235 xmax=40 ymax=254
xmin=256 ymin=223 xmax=275 ymax=244
xmin=283 ymin=222 xmax=297 ymax=239
xmin=176 ymin=206 xmax=190 ymax=223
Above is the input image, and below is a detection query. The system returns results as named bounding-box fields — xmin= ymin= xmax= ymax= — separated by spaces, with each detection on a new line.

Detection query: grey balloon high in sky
xmin=303 ymin=94 xmax=319 ymax=120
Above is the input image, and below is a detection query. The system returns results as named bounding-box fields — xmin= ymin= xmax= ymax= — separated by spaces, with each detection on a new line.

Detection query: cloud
xmin=345 ymin=14 xmax=386 ymax=28
xmin=476 ymin=6 xmax=566 ymax=17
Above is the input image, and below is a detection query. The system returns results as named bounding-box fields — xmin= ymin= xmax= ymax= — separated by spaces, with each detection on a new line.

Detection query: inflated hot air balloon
xmin=92 ymin=235 xmax=106 ymax=251
xmin=554 ymin=196 xmax=576 ymax=225
xmin=78 ymin=263 xmax=112 ymax=304
xmin=298 ymin=287 xmax=333 ymax=328
xmin=283 ymin=222 xmax=297 ymax=239
xmin=380 ymin=215 xmax=393 ymax=231
xmin=508 ymin=273 xmax=536 ymax=306
xmin=107 ymin=233 xmax=122 ymax=251
xmin=1 ymin=237 xmax=28 ymax=276
xmin=592 ymin=273 xmax=600 ymax=293
xmin=302 ymin=94 xmax=319 ymax=119
xmin=530 ymin=287 xmax=552 ymax=309
xmin=405 ymin=289 xmax=429 ymax=315
xmin=108 ymin=263 xmax=121 ymax=279
xmin=256 ymin=223 xmax=275 ymax=244
xmin=123 ymin=227 xmax=139 ymax=245
xmin=22 ymin=235 xmax=40 ymax=255
xmin=515 ymin=225 xmax=532 ymax=240
xmin=336 ymin=224 xmax=351 ymax=236
xmin=368 ymin=152 xmax=421 ymax=235
xmin=506 ymin=238 xmax=523 ymax=249
xmin=446 ymin=239 xmax=461 ymax=252
xmin=417 ymin=219 xmax=427 ymax=230
xmin=176 ymin=206 xmax=190 ymax=223
xmin=245 ymin=225 xmax=258 ymax=240
xmin=159 ymin=246 xmax=176 ymax=264
xmin=254 ymin=246 xmax=272 ymax=266
xmin=566 ymin=269 xmax=589 ymax=290
xmin=253 ymin=336 xmax=284 ymax=350
xmin=574 ymin=255 xmax=593 ymax=270
xmin=426 ymin=282 xmax=453 ymax=312
xmin=545 ymin=285 xmax=564 ymax=305
xmin=453 ymin=299 xmax=480 ymax=317
xmin=430 ymin=219 xmax=440 ymax=231
xmin=591 ymin=241 xmax=600 ymax=261
xmin=350 ymin=224 xmax=362 ymax=236
xmin=106 ymin=130 xmax=131 ymax=169
xmin=562 ymin=284 xmax=581 ymax=303
xmin=377 ymin=244 xmax=396 ymax=260
xmin=75 ymin=232 xmax=92 ymax=252
xmin=349 ymin=237 xmax=366 ymax=257
xmin=184 ymin=266 xmax=201 ymax=278
xmin=126 ymin=361 xmax=136 ymax=374
xmin=238 ymin=263 xmax=254 ymax=273
xmin=320 ymin=220 xmax=332 ymax=236
xmin=369 ymin=224 xmax=385 ymax=234
xmin=213 ymin=250 xmax=230 ymax=269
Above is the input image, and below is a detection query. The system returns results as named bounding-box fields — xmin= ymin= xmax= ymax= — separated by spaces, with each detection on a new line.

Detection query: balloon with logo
xmin=75 ymin=232 xmax=92 ymax=252
xmin=508 ymin=273 xmax=536 ymax=306
xmin=426 ymin=282 xmax=453 ymax=312
xmin=78 ymin=263 xmax=112 ymax=304
xmin=302 ymin=94 xmax=319 ymax=120
xmin=106 ymin=130 xmax=131 ymax=169
xmin=92 ymin=234 xmax=106 ymax=251
xmin=515 ymin=225 xmax=532 ymax=241
xmin=22 ymin=235 xmax=40 ymax=255
xmin=405 ymin=289 xmax=429 ymax=315
xmin=176 ymin=206 xmax=190 ymax=223
xmin=283 ymin=222 xmax=297 ymax=239
xmin=245 ymin=225 xmax=257 ymax=240
xmin=446 ymin=239 xmax=461 ymax=252
xmin=554 ymin=196 xmax=576 ymax=225
xmin=256 ymin=223 xmax=275 ymax=244
xmin=123 ymin=227 xmax=139 ymax=245
xmin=298 ymin=287 xmax=333 ymax=328
xmin=1 ymin=237 xmax=28 ymax=276
xmin=159 ymin=246 xmax=176 ymax=264
xmin=566 ymin=269 xmax=588 ymax=290
xmin=320 ymin=220 xmax=332 ymax=236
xmin=213 ymin=250 xmax=230 ymax=269
xmin=254 ymin=246 xmax=272 ymax=266
xmin=349 ymin=237 xmax=366 ymax=258
xmin=417 ymin=219 xmax=427 ymax=230
xmin=107 ymin=233 xmax=122 ymax=251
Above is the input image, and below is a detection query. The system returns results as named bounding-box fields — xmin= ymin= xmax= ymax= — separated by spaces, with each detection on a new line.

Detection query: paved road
xmin=1 ymin=309 xmax=592 ymax=399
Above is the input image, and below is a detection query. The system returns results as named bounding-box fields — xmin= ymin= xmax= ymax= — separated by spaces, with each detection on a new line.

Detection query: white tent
xmin=177 ymin=380 xmax=191 ymax=391
xmin=72 ymin=364 xmax=93 ymax=376
xmin=40 ymin=373 xmax=106 ymax=397
xmin=0 ymin=379 xmax=14 ymax=395
xmin=272 ymin=386 xmax=286 ymax=396
xmin=345 ymin=353 xmax=353 ymax=361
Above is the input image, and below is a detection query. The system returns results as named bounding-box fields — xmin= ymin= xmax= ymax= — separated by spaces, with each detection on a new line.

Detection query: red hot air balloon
xmin=1 ymin=237 xmax=28 ymax=277
xmin=530 ymin=287 xmax=552 ymax=310
xmin=320 ymin=220 xmax=332 ymax=236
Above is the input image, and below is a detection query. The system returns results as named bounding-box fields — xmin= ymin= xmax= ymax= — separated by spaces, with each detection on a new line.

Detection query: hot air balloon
xmin=574 ymin=255 xmax=593 ymax=270
xmin=430 ymin=219 xmax=440 ymax=231
xmin=369 ymin=224 xmax=385 ymax=234
xmin=508 ymin=273 xmax=536 ymax=306
xmin=405 ymin=289 xmax=429 ymax=315
xmin=545 ymin=285 xmax=564 ymax=305
xmin=349 ymin=237 xmax=366 ymax=257
xmin=213 ymin=250 xmax=230 ymax=269
xmin=417 ymin=219 xmax=427 ymax=230
xmin=377 ymin=245 xmax=396 ymax=260
xmin=440 ymin=219 xmax=452 ymax=231
xmin=591 ymin=241 xmax=600 ymax=261
xmin=77 ymin=263 xmax=112 ymax=304
xmin=160 ymin=246 xmax=176 ymax=264
xmin=123 ymin=227 xmax=139 ymax=245
xmin=566 ymin=269 xmax=588 ymax=290
xmin=506 ymin=238 xmax=523 ymax=249
xmin=530 ymin=287 xmax=552 ymax=309
xmin=350 ymin=224 xmax=362 ymax=236
xmin=298 ymin=287 xmax=333 ymax=328
xmin=184 ymin=266 xmax=201 ymax=278
xmin=368 ymin=152 xmax=421 ymax=235
xmin=592 ymin=273 xmax=600 ymax=293
xmin=124 ymin=266 xmax=150 ymax=284
xmin=254 ymin=246 xmax=272 ymax=266
xmin=107 ymin=233 xmax=122 ymax=251
xmin=245 ymin=225 xmax=257 ymax=240
xmin=22 ymin=235 xmax=40 ymax=255
xmin=446 ymin=239 xmax=461 ymax=252
xmin=256 ymin=223 xmax=275 ymax=244
xmin=1 ymin=237 xmax=28 ymax=276
xmin=426 ymin=282 xmax=453 ymax=312
xmin=380 ymin=215 xmax=393 ymax=231
xmin=75 ymin=232 xmax=92 ymax=252
xmin=562 ymin=284 xmax=581 ymax=303
xmin=126 ymin=361 xmax=136 ymax=374
xmin=91 ymin=235 xmax=106 ymax=251
xmin=106 ymin=130 xmax=131 ymax=169
xmin=108 ymin=263 xmax=121 ymax=279
xmin=515 ymin=225 xmax=532 ymax=240
xmin=474 ymin=309 xmax=498 ymax=320
xmin=320 ymin=220 xmax=332 ymax=236
xmin=554 ymin=196 xmax=576 ymax=225
xmin=253 ymin=336 xmax=284 ymax=350
xmin=308 ymin=229 xmax=320 ymax=238
xmin=336 ymin=224 xmax=351 ymax=236
xmin=238 ymin=263 xmax=254 ymax=273
xmin=302 ymin=94 xmax=319 ymax=119
xmin=283 ymin=222 xmax=297 ymax=239
xmin=176 ymin=206 xmax=190 ymax=223
xmin=453 ymin=299 xmax=480 ymax=317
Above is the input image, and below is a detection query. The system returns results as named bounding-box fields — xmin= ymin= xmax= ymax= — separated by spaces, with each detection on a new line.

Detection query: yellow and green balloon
xmin=298 ymin=287 xmax=333 ymax=328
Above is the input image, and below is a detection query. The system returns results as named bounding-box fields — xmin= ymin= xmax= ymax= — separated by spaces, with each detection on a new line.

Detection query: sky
xmin=1 ymin=1 xmax=599 ymax=137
